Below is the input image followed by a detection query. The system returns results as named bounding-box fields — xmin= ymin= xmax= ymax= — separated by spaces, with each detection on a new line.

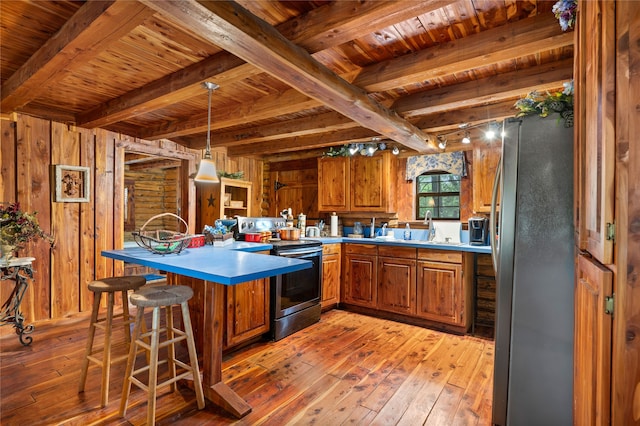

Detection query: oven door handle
xmin=275 ymin=247 xmax=322 ymax=257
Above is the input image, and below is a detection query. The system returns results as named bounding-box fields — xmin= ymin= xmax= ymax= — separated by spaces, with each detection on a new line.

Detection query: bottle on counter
xmin=286 ymin=208 xmax=294 ymax=228
xmin=404 ymin=223 xmax=411 ymax=240
xmin=298 ymin=212 xmax=306 ymax=236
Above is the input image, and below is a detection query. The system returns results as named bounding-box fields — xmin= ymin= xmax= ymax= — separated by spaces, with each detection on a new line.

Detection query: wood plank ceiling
xmin=0 ymin=0 xmax=573 ymax=160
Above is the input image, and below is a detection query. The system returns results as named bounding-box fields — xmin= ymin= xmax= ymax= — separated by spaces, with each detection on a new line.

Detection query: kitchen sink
xmin=389 ymin=240 xmax=465 ymax=246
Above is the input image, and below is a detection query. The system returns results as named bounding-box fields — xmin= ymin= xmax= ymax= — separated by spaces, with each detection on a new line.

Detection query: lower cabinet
xmin=343 ymin=244 xmax=377 ymax=308
xmin=224 ymin=277 xmax=270 ymax=349
xmin=321 ymin=243 xmax=341 ymax=310
xmin=342 ymin=243 xmax=473 ymax=332
xmin=416 ymin=249 xmax=472 ymax=328
xmin=378 ymin=246 xmax=416 ymax=315
xmin=168 ymin=252 xmax=271 ymax=353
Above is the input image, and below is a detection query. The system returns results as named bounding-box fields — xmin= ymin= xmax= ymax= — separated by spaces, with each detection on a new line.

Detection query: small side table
xmin=1 ymin=257 xmax=36 ymax=346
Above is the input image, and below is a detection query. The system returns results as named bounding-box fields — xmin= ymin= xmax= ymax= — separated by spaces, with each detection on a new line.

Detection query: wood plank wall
xmin=0 ymin=113 xmax=201 ymax=330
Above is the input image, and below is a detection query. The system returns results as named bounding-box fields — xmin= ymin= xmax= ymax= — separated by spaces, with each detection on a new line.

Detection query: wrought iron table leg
xmin=1 ymin=263 xmax=35 ymax=346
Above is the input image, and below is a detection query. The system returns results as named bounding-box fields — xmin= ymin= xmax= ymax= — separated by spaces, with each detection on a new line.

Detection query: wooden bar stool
xmin=78 ymin=275 xmax=147 ymax=407
xmin=120 ymin=285 xmax=205 ymax=426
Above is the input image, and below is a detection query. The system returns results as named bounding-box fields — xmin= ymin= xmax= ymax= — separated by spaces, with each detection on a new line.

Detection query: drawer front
xmin=322 ymin=243 xmax=341 ymax=255
xmin=378 ymin=245 xmax=416 ymax=259
xmin=417 ymin=249 xmax=462 ymax=264
xmin=345 ymin=243 xmax=378 ymax=255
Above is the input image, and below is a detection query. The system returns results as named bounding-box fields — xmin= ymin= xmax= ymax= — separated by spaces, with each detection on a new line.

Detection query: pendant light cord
xmin=204 ymin=84 xmax=212 ymax=159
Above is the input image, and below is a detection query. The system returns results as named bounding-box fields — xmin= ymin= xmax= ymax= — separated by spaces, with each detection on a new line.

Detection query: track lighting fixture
xmin=435 ymin=120 xmax=502 ymax=146
xmin=462 ymin=131 xmax=471 ymax=144
xmin=437 ymin=136 xmax=447 ymax=150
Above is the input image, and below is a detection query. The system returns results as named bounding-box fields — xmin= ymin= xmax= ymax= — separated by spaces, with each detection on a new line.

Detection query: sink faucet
xmin=369 ymin=217 xmax=375 ymax=238
xmin=424 ymin=211 xmax=435 ymax=241
xmin=380 ymin=222 xmax=388 ymax=237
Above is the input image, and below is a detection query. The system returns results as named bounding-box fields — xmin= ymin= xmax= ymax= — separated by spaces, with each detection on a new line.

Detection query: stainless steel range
xmin=235 ymin=216 xmax=322 ymax=341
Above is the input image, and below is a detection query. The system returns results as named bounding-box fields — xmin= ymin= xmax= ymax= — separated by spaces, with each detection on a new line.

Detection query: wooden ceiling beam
xmin=208 ymin=111 xmax=356 ymax=148
xmin=78 ymin=0 xmax=449 ymax=129
xmin=1 ymin=1 xmax=154 ymax=112
xmin=411 ymin=99 xmax=519 ymax=133
xmin=394 ymin=59 xmax=574 ymax=117
xmin=77 ymin=53 xmax=247 ymax=129
xmin=184 ymin=67 xmax=566 ymax=151
xmin=227 ymin=127 xmax=381 ymax=157
xmin=138 ymin=0 xmax=437 ymax=153
xmin=140 ymin=11 xmax=572 ymax=144
xmin=279 ymin=0 xmax=454 ymax=53
xmin=224 ymin=99 xmax=522 ymax=157
xmin=352 ymin=13 xmax=573 ymax=92
xmin=139 ymin=89 xmax=320 ymax=140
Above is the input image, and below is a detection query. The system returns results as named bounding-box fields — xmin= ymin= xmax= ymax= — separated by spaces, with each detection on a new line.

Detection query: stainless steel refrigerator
xmin=490 ymin=116 xmax=574 ymax=425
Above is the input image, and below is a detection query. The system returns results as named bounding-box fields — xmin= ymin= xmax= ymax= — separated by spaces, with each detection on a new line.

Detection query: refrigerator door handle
xmin=490 ymin=153 xmax=502 ymax=275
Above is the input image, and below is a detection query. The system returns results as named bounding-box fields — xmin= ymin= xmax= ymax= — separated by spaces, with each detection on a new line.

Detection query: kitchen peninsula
xmin=102 ymin=244 xmax=311 ymax=418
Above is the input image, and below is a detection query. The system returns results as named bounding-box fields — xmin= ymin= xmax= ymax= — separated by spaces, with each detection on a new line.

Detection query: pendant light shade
xmin=194 ymin=81 xmax=220 ymax=184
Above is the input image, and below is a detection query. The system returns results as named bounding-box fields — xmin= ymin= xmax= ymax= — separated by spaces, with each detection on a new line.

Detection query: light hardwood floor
xmin=0 ymin=309 xmax=494 ymax=425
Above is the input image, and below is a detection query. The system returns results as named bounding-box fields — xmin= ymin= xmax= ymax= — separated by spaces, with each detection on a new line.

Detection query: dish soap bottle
xmin=404 ymin=223 xmax=411 ymax=240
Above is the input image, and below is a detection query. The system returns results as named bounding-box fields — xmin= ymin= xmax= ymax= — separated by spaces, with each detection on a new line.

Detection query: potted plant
xmin=514 ymin=80 xmax=574 ymax=127
xmin=0 ymin=202 xmax=54 ymax=261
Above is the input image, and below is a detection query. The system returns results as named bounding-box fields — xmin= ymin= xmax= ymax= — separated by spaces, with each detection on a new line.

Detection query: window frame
xmin=415 ymin=171 xmax=461 ymax=220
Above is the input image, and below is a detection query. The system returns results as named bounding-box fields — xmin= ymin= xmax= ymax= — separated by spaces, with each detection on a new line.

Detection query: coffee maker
xmin=468 ymin=217 xmax=489 ymax=245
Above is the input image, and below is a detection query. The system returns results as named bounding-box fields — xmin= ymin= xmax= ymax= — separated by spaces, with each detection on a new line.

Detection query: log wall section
xmin=123 ymin=168 xmax=179 ymax=241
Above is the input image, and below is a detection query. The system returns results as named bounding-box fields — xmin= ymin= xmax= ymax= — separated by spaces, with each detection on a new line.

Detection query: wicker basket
xmin=132 ymin=213 xmax=193 ymax=255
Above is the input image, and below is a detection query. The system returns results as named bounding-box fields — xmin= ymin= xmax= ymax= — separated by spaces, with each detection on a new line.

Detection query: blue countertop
xmin=104 ymin=237 xmax=490 ymax=286
xmin=303 ymin=237 xmax=491 ymax=254
xmin=102 ymin=243 xmax=310 ymax=285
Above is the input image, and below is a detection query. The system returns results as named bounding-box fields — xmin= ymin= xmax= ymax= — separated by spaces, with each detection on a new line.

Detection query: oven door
xmin=272 ymin=246 xmax=322 ymax=319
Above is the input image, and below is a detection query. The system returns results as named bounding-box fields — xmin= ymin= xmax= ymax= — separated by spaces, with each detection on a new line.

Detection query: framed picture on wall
xmin=54 ymin=165 xmax=90 ymax=203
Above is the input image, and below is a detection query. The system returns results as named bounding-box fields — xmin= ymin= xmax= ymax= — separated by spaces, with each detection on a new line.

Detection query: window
xmin=416 ymin=171 xmax=460 ymax=219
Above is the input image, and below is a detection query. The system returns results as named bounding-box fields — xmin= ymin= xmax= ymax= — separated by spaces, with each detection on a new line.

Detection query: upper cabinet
xmin=317 ymin=156 xmax=350 ymax=212
xmin=318 ymin=152 xmax=396 ymax=213
xmin=472 ymin=144 xmax=501 ymax=213
xmin=574 ymin=0 xmax=615 ymax=265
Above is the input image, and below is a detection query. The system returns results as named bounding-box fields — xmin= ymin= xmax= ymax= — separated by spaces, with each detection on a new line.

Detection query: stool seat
xmin=88 ymin=276 xmax=146 ymax=293
xmin=129 ymin=285 xmax=193 ymax=308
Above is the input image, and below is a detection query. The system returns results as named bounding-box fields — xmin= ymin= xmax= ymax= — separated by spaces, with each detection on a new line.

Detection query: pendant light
xmin=194 ymin=81 xmax=220 ymax=184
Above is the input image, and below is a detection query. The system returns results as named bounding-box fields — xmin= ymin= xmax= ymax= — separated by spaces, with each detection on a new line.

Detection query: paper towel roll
xmin=330 ymin=213 xmax=338 ymax=236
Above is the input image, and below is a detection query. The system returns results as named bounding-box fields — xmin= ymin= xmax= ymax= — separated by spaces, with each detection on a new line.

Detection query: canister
xmin=298 ymin=213 xmax=306 ymax=236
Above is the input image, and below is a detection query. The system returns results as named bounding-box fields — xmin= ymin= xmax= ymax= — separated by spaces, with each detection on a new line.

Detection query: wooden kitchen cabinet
xmin=574 ymin=253 xmax=613 ymax=426
xmin=317 ymin=152 xmax=396 ymax=213
xmin=168 ymin=256 xmax=270 ymax=352
xmin=317 ymin=156 xmax=350 ymax=211
xmin=574 ymin=0 xmax=615 ymax=265
xmin=472 ymin=144 xmax=501 ymax=213
xmin=343 ymin=244 xmax=378 ymax=308
xmin=377 ymin=245 xmax=416 ymax=315
xmin=321 ymin=243 xmax=341 ymax=310
xmin=225 ymin=277 xmax=270 ymax=349
xmin=416 ymin=249 xmax=472 ymax=329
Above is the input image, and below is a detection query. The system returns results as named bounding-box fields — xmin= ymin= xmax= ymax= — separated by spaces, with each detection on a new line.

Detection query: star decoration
xmin=207 ymin=194 xmax=215 ymax=207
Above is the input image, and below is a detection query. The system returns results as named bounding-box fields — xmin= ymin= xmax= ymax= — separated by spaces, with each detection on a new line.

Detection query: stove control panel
xmin=236 ymin=217 xmax=287 ymax=234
